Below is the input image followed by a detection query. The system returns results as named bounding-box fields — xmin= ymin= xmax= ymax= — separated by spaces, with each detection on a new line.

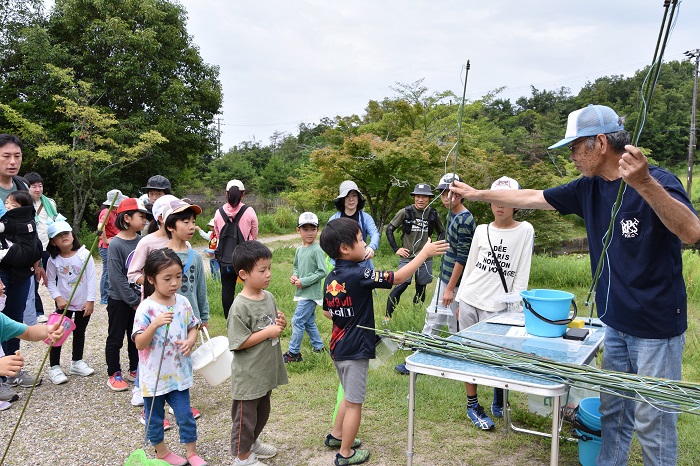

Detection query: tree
xmin=298 ymin=131 xmax=444 ymax=230
xmin=3 ymin=65 xmax=166 ymax=230
xmin=2 ymin=0 xmax=221 ymax=194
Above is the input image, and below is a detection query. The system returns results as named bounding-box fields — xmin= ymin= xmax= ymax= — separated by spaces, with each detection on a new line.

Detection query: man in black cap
xmin=384 ymin=183 xmax=444 ymax=320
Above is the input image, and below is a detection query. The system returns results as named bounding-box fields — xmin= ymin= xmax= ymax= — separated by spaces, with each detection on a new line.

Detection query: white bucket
xmin=191 ymin=327 xmax=232 ymax=386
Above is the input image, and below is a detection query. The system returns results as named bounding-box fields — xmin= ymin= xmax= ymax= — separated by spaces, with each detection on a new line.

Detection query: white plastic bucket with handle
xmin=191 ymin=327 xmax=232 ymax=386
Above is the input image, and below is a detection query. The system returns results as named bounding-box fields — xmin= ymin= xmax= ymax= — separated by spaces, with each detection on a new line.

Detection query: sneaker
xmin=186 ymin=454 xmax=208 ymax=466
xmin=69 ymin=360 xmax=95 ymax=377
xmin=312 ymin=347 xmax=326 ymax=353
xmin=155 ymin=451 xmax=187 ymax=465
xmin=140 ymin=409 xmax=172 ymax=431
xmin=334 ymin=449 xmax=371 ymax=465
xmin=282 ymin=351 xmax=302 ymax=363
xmin=124 ymin=370 xmax=137 ymax=382
xmin=467 ymin=404 xmax=495 ymax=430
xmin=107 ymin=371 xmax=128 ymax=391
xmin=491 ymin=402 xmax=504 ymax=418
xmin=0 ymin=400 xmax=11 ymax=411
xmin=7 ymin=370 xmax=41 ymax=388
xmin=251 ymin=439 xmax=277 ymax=459
xmin=131 ymin=387 xmax=144 ymax=407
xmin=48 ymin=366 xmax=68 ymax=385
xmin=325 ymin=433 xmax=362 ymax=449
xmin=0 ymin=382 xmax=19 ymax=402
xmin=36 ymin=314 xmax=48 ymax=323
xmin=395 ymin=363 xmax=410 ymax=375
xmin=168 ymin=406 xmax=201 ymax=419
xmin=234 ymin=453 xmax=267 ymax=466
xmin=100 ymin=300 xmax=108 ymax=305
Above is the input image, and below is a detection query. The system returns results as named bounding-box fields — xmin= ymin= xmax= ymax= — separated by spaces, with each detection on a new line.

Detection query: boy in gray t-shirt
xmin=227 ymin=241 xmax=288 ymax=466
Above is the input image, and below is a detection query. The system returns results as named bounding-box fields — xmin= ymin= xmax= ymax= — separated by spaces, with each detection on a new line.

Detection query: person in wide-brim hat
xmin=328 ymin=180 xmax=380 ymax=269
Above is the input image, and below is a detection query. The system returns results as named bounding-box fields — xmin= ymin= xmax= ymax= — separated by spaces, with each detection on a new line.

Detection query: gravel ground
xmin=0 ymin=242 xmax=300 ymax=466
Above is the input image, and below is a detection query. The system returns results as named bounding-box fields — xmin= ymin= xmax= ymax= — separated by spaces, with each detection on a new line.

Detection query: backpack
xmin=215 ymin=205 xmax=250 ymax=268
xmin=402 ymin=206 xmax=438 ymax=236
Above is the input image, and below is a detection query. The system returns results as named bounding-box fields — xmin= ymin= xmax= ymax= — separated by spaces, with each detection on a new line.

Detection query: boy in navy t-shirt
xmin=319 ymin=217 xmax=447 ymax=465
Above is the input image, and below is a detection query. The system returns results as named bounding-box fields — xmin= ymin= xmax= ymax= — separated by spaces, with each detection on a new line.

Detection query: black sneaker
xmin=395 ymin=364 xmax=410 ymax=375
xmin=335 ymin=449 xmax=370 ymax=465
xmin=283 ymin=351 xmax=302 ymax=363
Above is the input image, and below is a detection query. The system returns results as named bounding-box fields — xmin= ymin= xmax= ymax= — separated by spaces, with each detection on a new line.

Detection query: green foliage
xmin=1 ymin=0 xmax=222 ymax=216
xmin=31 ymin=65 xmax=167 ymax=230
xmin=77 ymin=220 xmax=99 ymax=257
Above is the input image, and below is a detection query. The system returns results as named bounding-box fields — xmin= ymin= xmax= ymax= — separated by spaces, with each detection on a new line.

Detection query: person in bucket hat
xmin=450 ymin=104 xmax=700 ymax=465
xmin=98 ymin=189 xmax=128 ymax=304
xmin=384 ymin=182 xmax=443 ymax=319
xmin=328 ymin=180 xmax=380 ymax=269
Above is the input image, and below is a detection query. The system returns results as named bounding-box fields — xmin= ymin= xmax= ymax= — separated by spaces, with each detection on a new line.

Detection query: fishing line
xmin=1 ymin=195 xmax=120 ymax=466
xmin=584 ymin=0 xmax=679 ymax=320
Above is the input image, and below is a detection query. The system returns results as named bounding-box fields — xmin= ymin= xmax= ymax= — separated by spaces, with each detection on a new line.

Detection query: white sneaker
xmin=36 ymin=314 xmax=48 ymax=323
xmin=68 ymin=360 xmax=95 ymax=377
xmin=131 ymin=386 xmax=144 ymax=406
xmin=234 ymin=453 xmax=267 ymax=466
xmin=49 ymin=366 xmax=68 ymax=385
xmin=251 ymin=439 xmax=277 ymax=459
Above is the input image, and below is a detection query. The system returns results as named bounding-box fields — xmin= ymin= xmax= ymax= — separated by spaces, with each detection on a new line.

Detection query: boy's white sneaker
xmin=251 ymin=439 xmax=277 ymax=459
xmin=131 ymin=386 xmax=144 ymax=406
xmin=234 ymin=453 xmax=267 ymax=466
xmin=49 ymin=366 xmax=68 ymax=385
xmin=69 ymin=360 xmax=95 ymax=376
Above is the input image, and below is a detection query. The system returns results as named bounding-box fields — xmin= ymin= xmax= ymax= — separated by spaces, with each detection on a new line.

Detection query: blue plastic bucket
xmin=575 ymin=397 xmax=602 ymax=466
xmin=578 ymin=397 xmax=602 ymax=431
xmin=575 ymin=428 xmax=602 ymax=466
xmin=520 ymin=289 xmax=576 ymax=337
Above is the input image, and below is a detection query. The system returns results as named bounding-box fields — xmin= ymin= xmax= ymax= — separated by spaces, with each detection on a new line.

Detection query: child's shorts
xmin=334 ymin=359 xmax=369 ymax=404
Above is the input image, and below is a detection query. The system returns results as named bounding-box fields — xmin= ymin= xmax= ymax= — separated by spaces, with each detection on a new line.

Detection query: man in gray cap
xmin=450 ymin=104 xmax=700 ymax=465
xmin=384 ymin=182 xmax=443 ymax=321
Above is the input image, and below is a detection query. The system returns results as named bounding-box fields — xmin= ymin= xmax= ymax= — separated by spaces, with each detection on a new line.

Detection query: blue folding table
xmin=404 ymin=316 xmax=604 ymax=466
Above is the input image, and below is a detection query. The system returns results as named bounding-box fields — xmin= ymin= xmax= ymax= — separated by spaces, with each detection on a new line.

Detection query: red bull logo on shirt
xmin=326 ymin=280 xmax=347 ymax=297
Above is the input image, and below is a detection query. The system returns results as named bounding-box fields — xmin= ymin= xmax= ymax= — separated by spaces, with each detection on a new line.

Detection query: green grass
xmin=202 ymin=241 xmax=700 ymax=465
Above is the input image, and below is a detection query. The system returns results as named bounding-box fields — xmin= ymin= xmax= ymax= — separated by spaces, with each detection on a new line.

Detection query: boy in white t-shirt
xmin=455 ymin=176 xmax=534 ymax=430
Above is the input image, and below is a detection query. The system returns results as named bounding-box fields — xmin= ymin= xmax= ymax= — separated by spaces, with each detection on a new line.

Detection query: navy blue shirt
xmin=543 ymin=167 xmax=695 ymax=338
xmin=323 ymin=259 xmax=394 ymax=360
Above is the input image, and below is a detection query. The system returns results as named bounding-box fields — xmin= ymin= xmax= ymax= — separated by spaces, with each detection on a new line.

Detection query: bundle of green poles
xmin=365 ymin=327 xmax=700 ymax=416
xmin=1 ymin=195 xmax=119 ymax=466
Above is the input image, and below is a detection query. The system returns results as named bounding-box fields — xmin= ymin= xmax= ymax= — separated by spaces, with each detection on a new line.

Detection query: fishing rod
xmin=584 ymin=0 xmax=679 ymax=318
xmin=432 ymin=61 xmax=470 ymax=316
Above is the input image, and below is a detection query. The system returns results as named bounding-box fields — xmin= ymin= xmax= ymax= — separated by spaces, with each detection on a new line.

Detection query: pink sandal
xmin=187 ymin=454 xmax=208 ymax=466
xmin=156 ymin=451 xmax=187 ymax=466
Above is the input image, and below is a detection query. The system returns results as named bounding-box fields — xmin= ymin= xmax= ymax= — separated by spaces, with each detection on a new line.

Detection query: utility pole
xmin=684 ymin=49 xmax=699 ymax=196
xmin=217 ymin=118 xmax=222 ymax=158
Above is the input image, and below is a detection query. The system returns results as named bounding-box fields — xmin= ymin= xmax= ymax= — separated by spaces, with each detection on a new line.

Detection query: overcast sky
xmin=176 ymin=1 xmax=698 ymax=151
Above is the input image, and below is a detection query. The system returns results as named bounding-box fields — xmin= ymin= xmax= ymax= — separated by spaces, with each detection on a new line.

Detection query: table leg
xmin=550 ymin=393 xmax=561 ymax=466
xmin=407 ymin=370 xmax=416 ymax=466
xmin=503 ymin=388 xmax=511 ymax=433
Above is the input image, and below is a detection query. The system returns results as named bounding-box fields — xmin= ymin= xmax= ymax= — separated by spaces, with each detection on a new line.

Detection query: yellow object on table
xmin=568 ymin=318 xmax=585 ymax=329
